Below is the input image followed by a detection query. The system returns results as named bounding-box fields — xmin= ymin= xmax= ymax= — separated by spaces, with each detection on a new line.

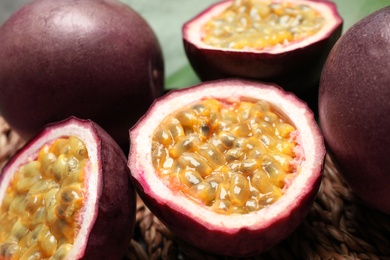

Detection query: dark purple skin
xmin=319 ymin=7 xmax=390 ymax=215
xmin=0 ymin=0 xmax=164 ymax=150
xmin=0 ymin=117 xmax=136 ymax=259
xmin=182 ymin=0 xmax=342 ymax=95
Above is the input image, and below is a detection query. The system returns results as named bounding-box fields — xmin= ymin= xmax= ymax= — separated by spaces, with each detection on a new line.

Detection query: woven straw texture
xmin=1 ymin=116 xmax=389 ymax=260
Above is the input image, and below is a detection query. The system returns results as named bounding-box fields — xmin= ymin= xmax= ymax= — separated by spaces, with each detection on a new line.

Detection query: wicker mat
xmin=1 ymin=116 xmax=389 ymax=260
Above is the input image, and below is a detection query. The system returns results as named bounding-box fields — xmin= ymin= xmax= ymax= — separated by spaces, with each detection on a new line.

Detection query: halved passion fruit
xmin=0 ymin=117 xmax=136 ymax=259
xmin=128 ymin=79 xmax=325 ymax=256
xmin=182 ymin=0 xmax=343 ymax=93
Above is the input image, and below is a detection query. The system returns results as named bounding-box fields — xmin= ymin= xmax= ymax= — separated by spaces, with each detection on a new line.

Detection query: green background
xmin=0 ymin=0 xmax=389 ymax=90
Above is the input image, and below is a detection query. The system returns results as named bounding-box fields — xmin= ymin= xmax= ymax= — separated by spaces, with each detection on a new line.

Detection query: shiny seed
xmin=196 ymin=143 xmax=226 ymax=169
xmin=167 ymin=118 xmax=185 ymax=141
xmin=229 ymin=174 xmax=250 ymax=206
xmin=207 ymin=137 xmax=226 ymax=152
xmin=51 ymin=219 xmax=74 ymax=244
xmin=170 ymin=134 xmax=201 ymax=158
xmin=246 ymin=198 xmax=259 ymax=212
xmin=152 ymin=142 xmax=169 ymax=169
xmin=29 ymin=180 xmax=59 ymax=194
xmin=262 ymin=157 xmax=285 ymax=187
xmin=225 ymin=148 xmax=244 ymax=162
xmin=244 ymin=137 xmax=264 ymax=153
xmin=68 ymin=136 xmax=88 ymax=159
xmin=218 ymin=131 xmax=236 ymax=148
xmin=61 ymin=167 xmax=82 ymax=186
xmin=53 ymin=154 xmax=69 ymax=181
xmin=216 ymin=183 xmax=230 ymax=200
xmin=212 ymin=199 xmax=231 ymax=214
xmin=19 ymin=244 xmax=41 ymax=260
xmin=220 ymin=109 xmax=238 ymax=123
xmin=154 ymin=128 xmax=174 ymax=147
xmin=258 ymin=185 xmax=283 ymax=205
xmin=52 ymin=138 xmax=71 ymax=155
xmin=31 ymin=207 xmax=46 ymax=227
xmin=66 ymin=157 xmax=79 ymax=173
xmin=19 ymin=161 xmax=41 ymax=178
xmin=57 ymin=184 xmax=82 ymax=205
xmin=189 ymin=181 xmax=215 ymax=205
xmin=231 ymin=123 xmax=252 ymax=136
xmin=52 ymin=243 xmax=72 ymax=259
xmin=40 ymin=152 xmax=57 ymax=177
xmin=240 ymin=159 xmax=259 ymax=175
xmin=179 ymin=170 xmax=203 ymax=187
xmin=179 ymin=153 xmax=212 ymax=177
xmin=205 ymin=174 xmax=225 ymax=193
xmin=197 ymin=122 xmax=211 ymax=140
xmin=176 ymin=110 xmax=198 ymax=128
xmin=25 ymin=194 xmax=43 ymax=213
xmin=251 ymin=170 xmax=271 ymax=194
xmin=16 ymin=175 xmax=41 ymax=194
xmin=8 ymin=195 xmax=25 ymax=216
xmin=0 ymin=241 xmax=21 ymax=259
xmin=37 ymin=225 xmax=57 ymax=257
xmin=10 ymin=218 xmax=29 ymax=241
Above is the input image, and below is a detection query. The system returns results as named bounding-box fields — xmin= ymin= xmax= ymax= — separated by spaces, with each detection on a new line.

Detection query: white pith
xmin=0 ymin=119 xmax=100 ymax=259
xmin=129 ymin=80 xmax=325 ymax=232
xmin=183 ymin=0 xmax=342 ymax=54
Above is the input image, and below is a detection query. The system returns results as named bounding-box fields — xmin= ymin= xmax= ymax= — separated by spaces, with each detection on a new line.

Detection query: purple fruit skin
xmin=132 ymin=176 xmax=321 ymax=257
xmin=319 ymin=7 xmax=390 ymax=215
xmin=0 ymin=0 xmax=164 ymax=150
xmin=0 ymin=117 xmax=136 ymax=259
xmin=183 ymin=0 xmax=342 ymax=94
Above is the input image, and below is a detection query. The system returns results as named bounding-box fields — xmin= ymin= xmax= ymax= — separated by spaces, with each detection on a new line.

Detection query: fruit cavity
xmin=152 ymin=98 xmax=299 ymax=214
xmin=0 ymin=136 xmax=87 ymax=259
xmin=202 ymin=0 xmax=325 ymax=50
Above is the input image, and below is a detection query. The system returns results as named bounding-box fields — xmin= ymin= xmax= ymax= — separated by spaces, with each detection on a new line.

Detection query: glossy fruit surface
xmin=0 ymin=117 xmax=136 ymax=259
xmin=129 ymin=79 xmax=325 ymax=256
xmin=182 ymin=0 xmax=342 ymax=94
xmin=319 ymin=6 xmax=390 ymax=215
xmin=0 ymin=0 xmax=164 ymax=149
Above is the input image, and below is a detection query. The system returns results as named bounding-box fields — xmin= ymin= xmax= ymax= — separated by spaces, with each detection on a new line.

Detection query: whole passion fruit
xmin=0 ymin=117 xmax=136 ymax=259
xmin=182 ymin=0 xmax=343 ymax=94
xmin=0 ymin=0 xmax=164 ymax=150
xmin=319 ymin=7 xmax=390 ymax=215
xmin=128 ymin=79 xmax=325 ymax=256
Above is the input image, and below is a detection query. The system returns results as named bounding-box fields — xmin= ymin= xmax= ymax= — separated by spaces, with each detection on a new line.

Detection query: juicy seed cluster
xmin=152 ymin=98 xmax=298 ymax=215
xmin=202 ymin=0 xmax=325 ymax=50
xmin=0 ymin=136 xmax=88 ymax=259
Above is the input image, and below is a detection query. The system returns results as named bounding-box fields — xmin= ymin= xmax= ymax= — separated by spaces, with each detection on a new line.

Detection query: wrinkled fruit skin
xmin=182 ymin=0 xmax=342 ymax=95
xmin=0 ymin=0 xmax=164 ymax=150
xmin=319 ymin=7 xmax=390 ymax=215
xmin=129 ymin=79 xmax=325 ymax=257
xmin=0 ymin=117 xmax=136 ymax=259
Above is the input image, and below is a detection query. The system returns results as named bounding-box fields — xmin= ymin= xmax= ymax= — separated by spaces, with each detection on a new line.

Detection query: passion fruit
xmin=0 ymin=0 xmax=164 ymax=150
xmin=182 ymin=0 xmax=343 ymax=94
xmin=0 ymin=117 xmax=136 ymax=259
xmin=319 ymin=7 xmax=390 ymax=215
xmin=128 ymin=79 xmax=325 ymax=256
